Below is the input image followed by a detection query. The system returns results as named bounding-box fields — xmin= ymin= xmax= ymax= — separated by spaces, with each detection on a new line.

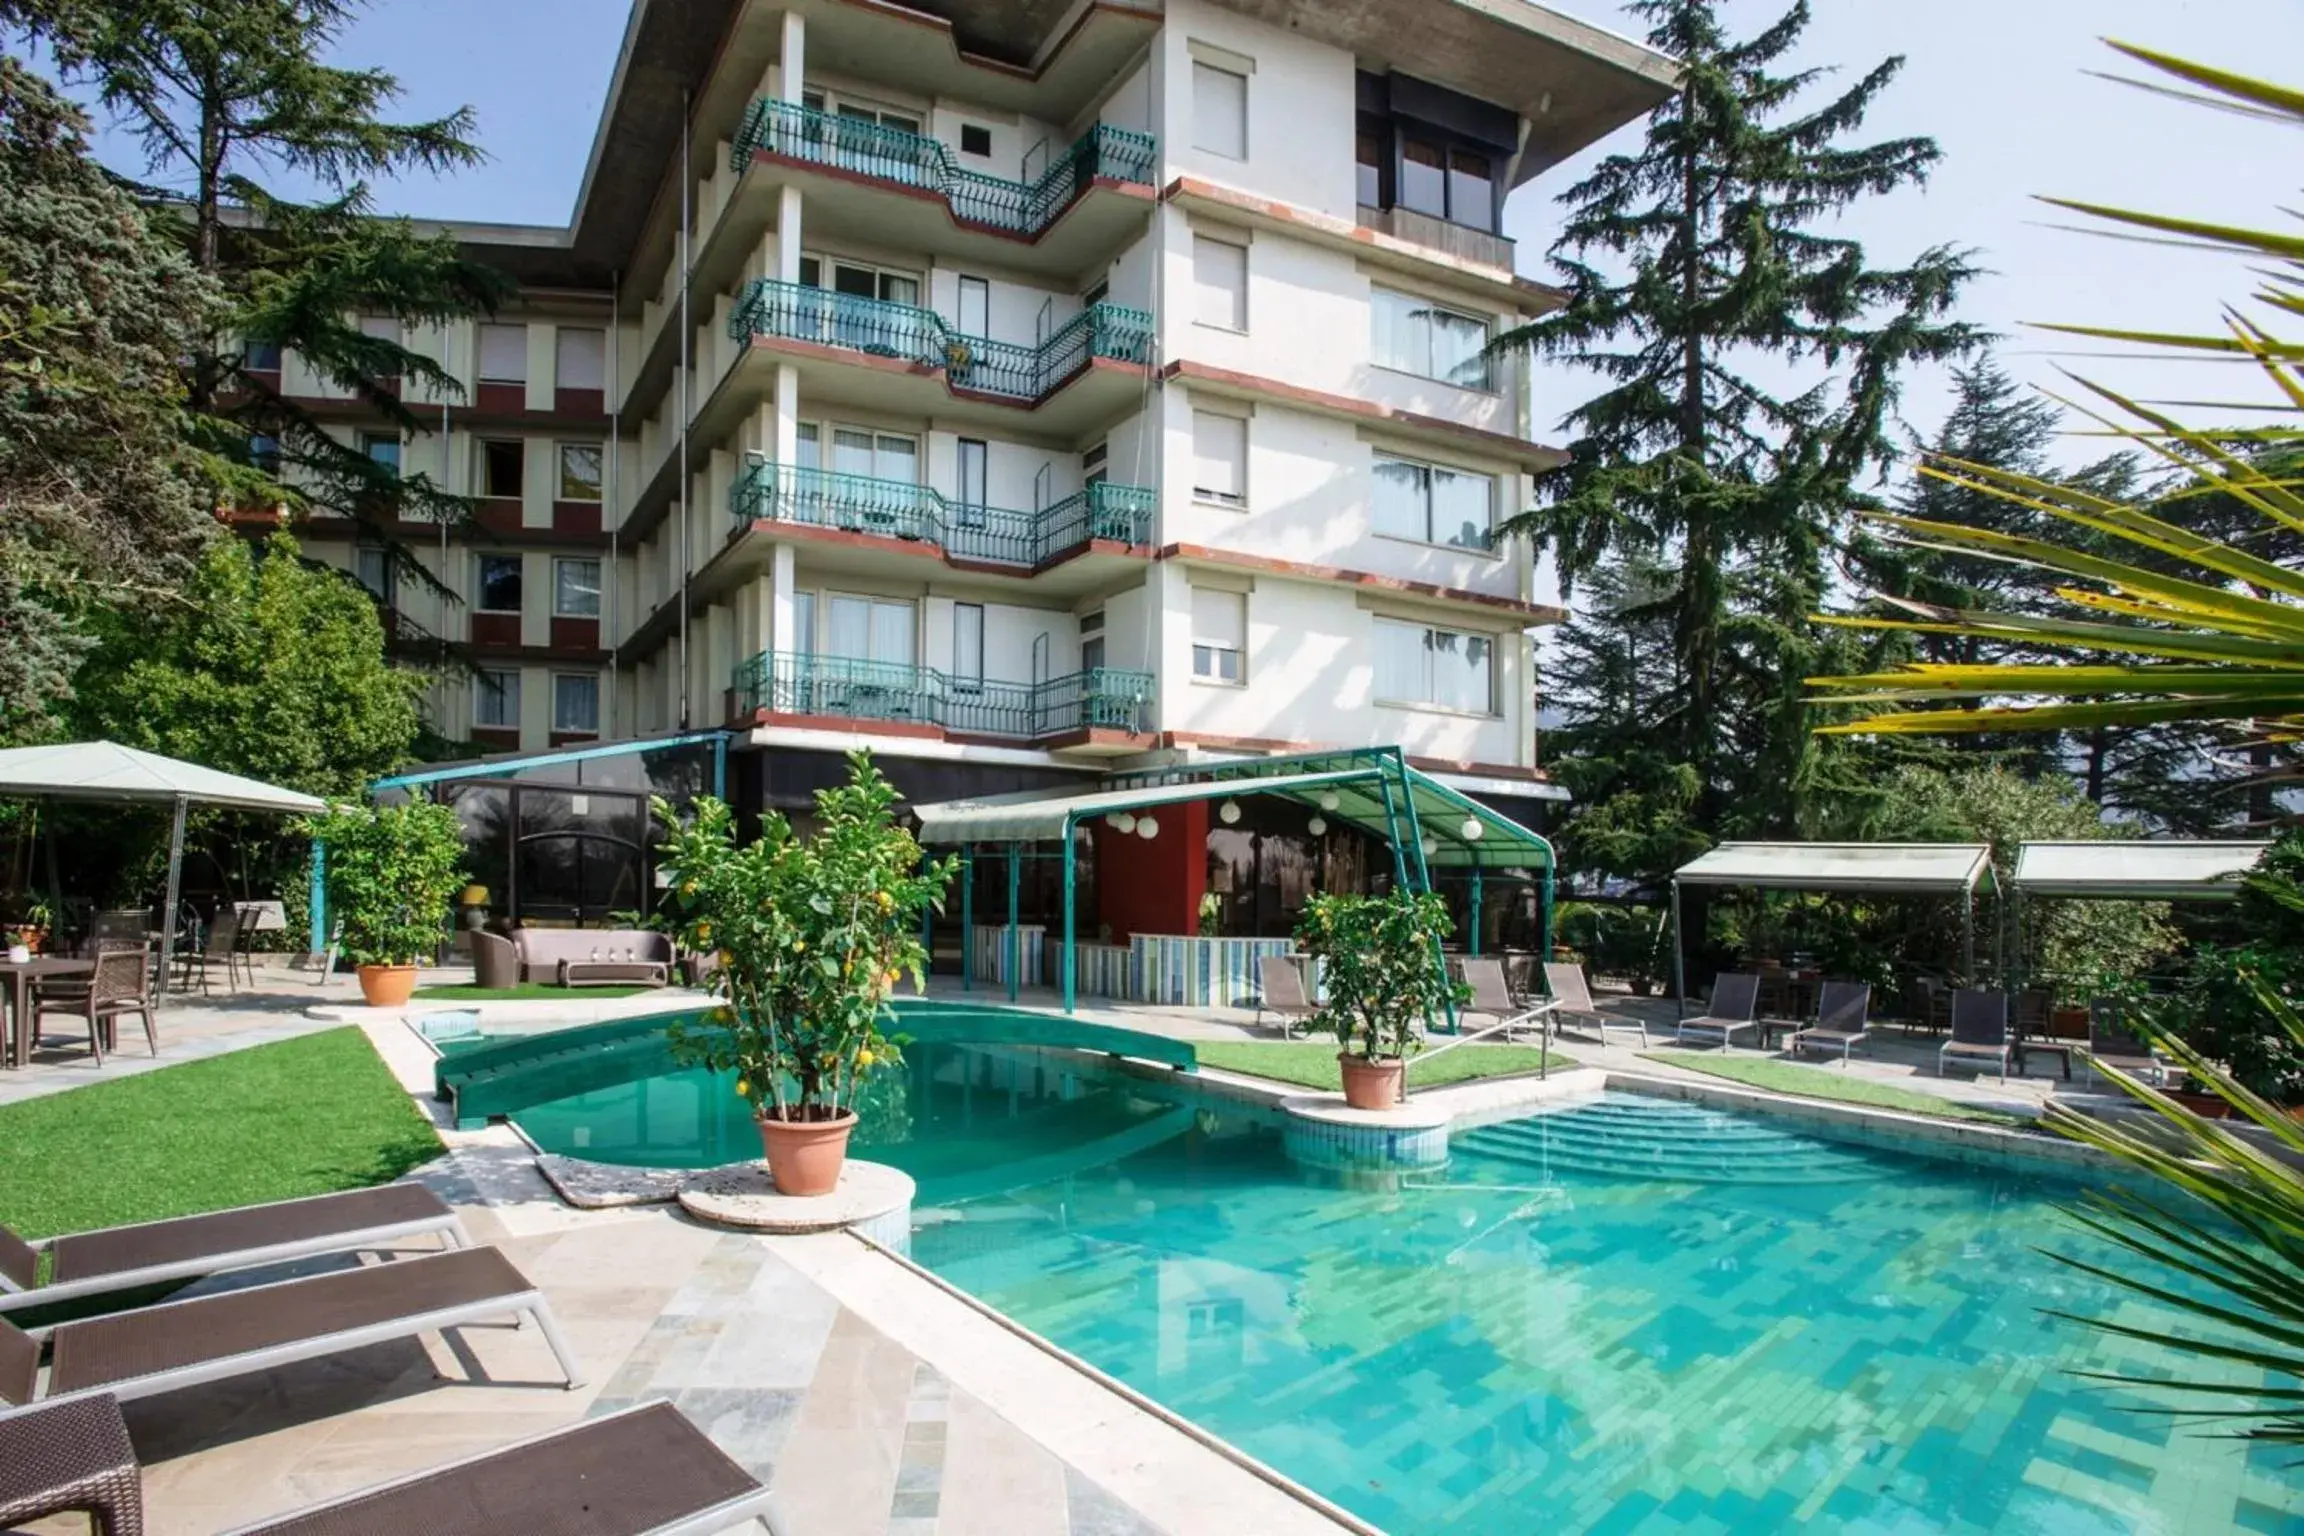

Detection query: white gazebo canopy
xmin=1673 ymin=842 xmax=1997 ymax=894
xmin=0 ymin=742 xmax=326 ymax=999
xmin=2013 ymin=840 xmax=2270 ymax=902
xmin=0 ymin=741 xmax=324 ymax=814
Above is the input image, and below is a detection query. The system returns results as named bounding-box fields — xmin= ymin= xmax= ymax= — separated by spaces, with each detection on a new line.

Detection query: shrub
xmin=1294 ymin=889 xmax=1468 ymax=1062
xmin=299 ymin=800 xmax=464 ymax=966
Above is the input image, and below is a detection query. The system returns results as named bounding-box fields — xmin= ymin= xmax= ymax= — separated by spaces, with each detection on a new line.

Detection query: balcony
xmin=731 ymin=279 xmax=1152 ymax=404
xmin=729 ymin=463 xmax=1153 ymax=570
xmin=1356 ymin=205 xmax=1515 ymax=273
xmin=732 ymin=652 xmax=1155 ymax=743
xmin=730 ymin=100 xmax=1156 ymax=240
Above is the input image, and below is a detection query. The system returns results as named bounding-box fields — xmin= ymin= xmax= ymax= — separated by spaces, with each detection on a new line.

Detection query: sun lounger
xmin=1 ymin=1395 xmax=782 ymax=1536
xmin=1 ymin=1245 xmax=581 ymax=1414
xmin=1459 ymin=959 xmax=1553 ymax=1076
xmin=2087 ymin=997 xmax=2169 ymax=1087
xmin=1255 ymin=955 xmax=1319 ymax=1039
xmin=1675 ymin=973 xmax=1762 ymax=1049
xmin=1540 ymin=962 xmax=1651 ymax=1048
xmin=1938 ymin=988 xmax=2010 ymax=1080
xmin=1 ymin=1183 xmax=467 ymax=1314
xmin=1786 ymin=981 xmax=1872 ymax=1065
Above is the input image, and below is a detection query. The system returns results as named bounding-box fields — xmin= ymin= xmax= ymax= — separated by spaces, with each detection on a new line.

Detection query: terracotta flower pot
xmin=2166 ymin=1088 xmax=2232 ymax=1121
xmin=1338 ymin=1053 xmax=1406 ymax=1111
xmin=356 ymin=963 xmax=419 ymax=1007
xmin=757 ymin=1110 xmax=859 ymax=1196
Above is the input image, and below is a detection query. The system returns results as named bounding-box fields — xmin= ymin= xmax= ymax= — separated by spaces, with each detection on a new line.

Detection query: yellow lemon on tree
xmin=876 ymin=891 xmax=893 ymax=910
xmin=735 ymin=1078 xmax=751 ymax=1096
xmin=696 ymin=921 xmax=712 ymax=942
xmin=680 ymin=881 xmax=696 ymax=897
xmin=855 ymin=1048 xmax=875 ymax=1068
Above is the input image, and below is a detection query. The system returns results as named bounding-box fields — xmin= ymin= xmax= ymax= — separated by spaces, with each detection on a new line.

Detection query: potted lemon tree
xmin=654 ymin=752 xmax=954 ymax=1195
xmin=301 ymin=800 xmax=465 ymax=1007
xmin=1295 ymin=888 xmax=1467 ymax=1110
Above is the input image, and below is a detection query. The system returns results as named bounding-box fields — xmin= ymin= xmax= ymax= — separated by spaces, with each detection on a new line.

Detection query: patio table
xmin=1 ymin=956 xmax=93 ymax=1068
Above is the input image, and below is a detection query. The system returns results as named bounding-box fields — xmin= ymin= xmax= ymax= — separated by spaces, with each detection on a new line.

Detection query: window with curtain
xmin=1192 ymin=60 xmax=1247 ymax=159
xmin=478 ymin=323 xmax=526 ymax=383
xmin=1372 ymin=288 xmax=1491 ymax=389
xmin=553 ymin=557 xmax=601 ymax=617
xmin=1373 ymin=617 xmax=1494 ymax=713
xmin=476 ymin=554 xmax=523 ymax=613
xmin=1372 ymin=455 xmax=1493 ymax=549
xmin=1192 ymin=411 xmax=1246 ymax=506
xmin=828 ymin=595 xmax=915 ymax=665
xmin=1193 ymin=236 xmax=1247 ymax=330
xmin=830 ymin=428 xmax=916 ymax=482
xmin=552 ymin=674 xmax=600 ymax=734
xmin=1191 ymin=588 xmax=1245 ymax=683
xmin=361 ymin=432 xmax=400 ymax=476
xmin=475 ymin=668 xmax=520 ymax=727
xmin=952 ymin=603 xmax=984 ymax=692
xmin=353 ymin=547 xmax=394 ymax=602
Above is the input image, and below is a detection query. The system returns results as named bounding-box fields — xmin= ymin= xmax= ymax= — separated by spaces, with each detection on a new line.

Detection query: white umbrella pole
xmin=157 ymin=795 xmax=187 ymax=1001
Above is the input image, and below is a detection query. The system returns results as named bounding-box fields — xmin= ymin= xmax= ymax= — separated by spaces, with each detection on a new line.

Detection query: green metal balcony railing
xmin=729 ymin=463 xmax=1153 ymax=567
xmin=728 ymin=280 xmax=1154 ymax=402
xmin=730 ymin=99 xmax=1156 ymax=237
xmin=732 ymin=652 xmax=1155 ymax=739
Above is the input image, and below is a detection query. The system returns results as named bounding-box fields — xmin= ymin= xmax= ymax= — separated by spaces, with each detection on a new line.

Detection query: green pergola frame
xmin=910 ymin=746 xmax=1558 ymax=1014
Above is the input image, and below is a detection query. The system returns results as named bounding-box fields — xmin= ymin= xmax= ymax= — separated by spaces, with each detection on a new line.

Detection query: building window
xmin=249 ymin=434 xmax=281 ymax=472
xmin=1372 ymin=288 xmax=1491 ymax=390
xmin=956 ymin=438 xmax=987 ymax=528
xmin=1083 ymin=440 xmax=1107 ymax=488
xmin=478 ymin=323 xmax=527 ymax=384
xmin=480 ymin=439 xmax=524 ymax=498
xmin=792 ymin=590 xmax=816 ymax=654
xmin=553 ymin=557 xmax=601 ymax=618
xmin=959 ymin=123 xmax=993 ymax=157
xmin=1193 ymin=59 xmax=1248 ymax=160
xmin=955 ymin=274 xmax=989 ymax=337
xmin=360 ymin=432 xmax=400 ymax=476
xmin=800 ymin=254 xmax=920 ymax=308
xmin=244 ymin=339 xmax=282 ymax=372
xmin=1191 ymin=411 xmax=1246 ymax=507
xmin=829 ymin=427 xmax=916 ymax=484
xmin=558 ymin=443 xmax=603 ymax=501
xmin=352 ymin=547 xmax=395 ymax=603
xmin=1373 ymin=456 xmax=1494 ymax=549
xmin=474 ymin=668 xmax=520 ymax=728
xmin=827 ymin=594 xmax=915 ymax=665
xmin=952 ymin=602 xmax=984 ymax=692
xmin=1355 ymin=130 xmax=1382 ymax=208
xmin=552 ymin=673 xmax=600 ymax=735
xmin=1398 ymin=138 xmax=1495 ymax=230
xmin=1192 ymin=236 xmax=1247 ymax=331
xmin=1190 ymin=588 xmax=1245 ymax=684
xmin=555 ymin=327 xmax=604 ymax=392
xmin=476 ymin=554 xmax=523 ymax=614
xmin=1080 ymin=609 xmax=1105 ymax=673
xmin=1375 ymin=617 xmax=1494 ymax=714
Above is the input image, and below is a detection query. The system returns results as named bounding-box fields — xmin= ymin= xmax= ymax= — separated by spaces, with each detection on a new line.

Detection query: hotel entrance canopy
xmin=906 ymin=747 xmax=1557 ymax=1010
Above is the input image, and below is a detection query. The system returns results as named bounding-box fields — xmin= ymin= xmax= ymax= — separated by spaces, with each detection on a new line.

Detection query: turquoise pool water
xmin=494 ymin=1036 xmax=2300 ymax=1533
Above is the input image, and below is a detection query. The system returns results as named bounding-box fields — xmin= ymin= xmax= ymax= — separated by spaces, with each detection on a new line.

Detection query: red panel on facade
xmin=555 ymin=387 xmax=606 ymax=417
xmin=550 ymin=616 xmax=599 ymax=650
xmin=470 ymin=726 xmax=520 ymax=751
xmin=475 ymin=381 xmax=527 ymax=414
xmin=475 ymin=497 xmax=524 ymax=533
xmin=470 ymin=612 xmax=522 ymax=646
xmin=1093 ymin=800 xmax=1208 ymax=943
xmin=552 ymin=499 xmax=603 ymax=534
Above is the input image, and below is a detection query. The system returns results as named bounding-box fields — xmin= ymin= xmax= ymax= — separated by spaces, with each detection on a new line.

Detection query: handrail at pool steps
xmin=729 ymin=98 xmax=1157 ymax=236
xmin=728 ymin=462 xmax=1154 ymax=566
xmin=727 ymin=279 xmax=1154 ymax=401
xmin=730 ymin=651 xmax=1154 ymax=739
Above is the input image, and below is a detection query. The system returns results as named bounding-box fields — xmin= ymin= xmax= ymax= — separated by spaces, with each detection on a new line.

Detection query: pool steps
xmin=1456 ymin=1097 xmax=1879 ymax=1185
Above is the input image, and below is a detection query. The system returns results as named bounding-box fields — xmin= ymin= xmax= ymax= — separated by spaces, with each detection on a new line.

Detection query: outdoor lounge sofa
xmin=0 ymin=1395 xmax=783 ymax=1535
xmin=0 ymin=1245 xmax=581 ymax=1414
xmin=1939 ymin=988 xmax=2011 ymax=1079
xmin=0 ymin=1183 xmax=466 ymax=1314
xmin=1674 ymin=973 xmax=1763 ymax=1049
xmin=473 ymin=928 xmax=673 ymax=988
xmin=1786 ymin=981 xmax=1873 ymax=1065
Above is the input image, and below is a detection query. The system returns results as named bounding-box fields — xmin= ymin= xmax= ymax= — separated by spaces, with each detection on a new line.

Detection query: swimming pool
xmin=493 ymin=1032 xmax=2299 ymax=1532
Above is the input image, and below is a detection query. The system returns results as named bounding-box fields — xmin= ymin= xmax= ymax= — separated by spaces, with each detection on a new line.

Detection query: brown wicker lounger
xmin=0 ymin=1183 xmax=466 ymax=1314
xmin=221 ymin=1400 xmax=782 ymax=1535
xmin=0 ymin=1246 xmax=582 ymax=1414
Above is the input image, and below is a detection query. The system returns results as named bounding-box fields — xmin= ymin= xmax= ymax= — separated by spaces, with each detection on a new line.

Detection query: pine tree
xmin=2 ymin=0 xmax=508 ymax=592
xmin=1505 ymin=0 xmax=1978 ymax=888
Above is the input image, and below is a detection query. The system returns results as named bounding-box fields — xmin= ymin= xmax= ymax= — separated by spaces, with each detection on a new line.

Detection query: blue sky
xmin=70 ymin=0 xmax=2304 ymax=457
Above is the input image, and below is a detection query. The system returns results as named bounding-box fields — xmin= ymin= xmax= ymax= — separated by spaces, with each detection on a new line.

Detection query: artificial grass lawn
xmin=1638 ymin=1050 xmax=2021 ymax=1126
xmin=412 ymin=982 xmax=655 ymax=1002
xmin=1197 ymin=1040 xmax=1573 ymax=1093
xmin=0 ymin=1027 xmax=442 ymax=1240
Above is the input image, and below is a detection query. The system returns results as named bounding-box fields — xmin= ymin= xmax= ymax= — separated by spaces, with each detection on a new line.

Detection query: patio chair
xmin=0 ymin=1396 xmax=785 ymax=1536
xmin=1938 ymin=988 xmax=2011 ymax=1080
xmin=1787 ymin=981 xmax=1873 ymax=1066
xmin=81 ymin=909 xmax=152 ymax=958
xmin=175 ymin=904 xmax=245 ymax=994
xmin=1674 ymin=972 xmax=1762 ymax=1049
xmin=470 ymin=929 xmax=521 ymax=990
xmin=2013 ymin=989 xmax=2053 ymax=1041
xmin=0 ymin=1245 xmax=582 ymax=1414
xmin=1255 ymin=955 xmax=1319 ymax=1039
xmin=31 ymin=946 xmax=154 ymax=1066
xmin=1460 ymin=957 xmax=1553 ymax=1050
xmin=1539 ymin=962 xmax=1651 ymax=1048
xmin=0 ymin=1183 xmax=467 ymax=1315
xmin=2087 ymin=997 xmax=2170 ymax=1088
